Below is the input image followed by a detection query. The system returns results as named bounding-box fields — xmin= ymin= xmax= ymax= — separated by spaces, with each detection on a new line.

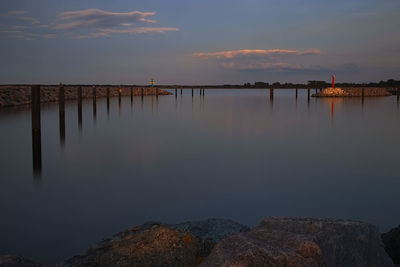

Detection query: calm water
xmin=1 ymin=89 xmax=400 ymax=263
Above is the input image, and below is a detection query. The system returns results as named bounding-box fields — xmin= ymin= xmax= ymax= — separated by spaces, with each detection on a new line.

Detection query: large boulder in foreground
xmin=201 ymin=217 xmax=394 ymax=267
xmin=0 ymin=255 xmax=45 ymax=267
xmin=64 ymin=219 xmax=250 ymax=267
xmin=382 ymin=225 xmax=400 ymax=265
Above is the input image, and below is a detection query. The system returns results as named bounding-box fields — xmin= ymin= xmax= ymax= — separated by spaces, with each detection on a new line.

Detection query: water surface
xmin=1 ymin=89 xmax=399 ymax=263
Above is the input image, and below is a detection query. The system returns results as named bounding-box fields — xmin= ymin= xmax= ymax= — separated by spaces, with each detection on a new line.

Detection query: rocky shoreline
xmin=1 ymin=217 xmax=399 ymax=266
xmin=0 ymin=86 xmax=172 ymax=108
xmin=313 ymin=87 xmax=391 ymax=97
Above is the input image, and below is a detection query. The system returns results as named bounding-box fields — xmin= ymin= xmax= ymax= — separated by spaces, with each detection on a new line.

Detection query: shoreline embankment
xmin=0 ymin=217 xmax=398 ymax=266
xmin=0 ymin=86 xmax=172 ymax=107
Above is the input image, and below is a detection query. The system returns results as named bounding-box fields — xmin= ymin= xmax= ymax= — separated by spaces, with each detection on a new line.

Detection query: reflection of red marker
xmin=332 ymin=75 xmax=335 ymax=89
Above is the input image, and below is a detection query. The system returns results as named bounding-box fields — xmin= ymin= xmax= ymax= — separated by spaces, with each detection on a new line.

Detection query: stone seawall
xmin=0 ymin=86 xmax=172 ymax=107
xmin=313 ymin=87 xmax=391 ymax=97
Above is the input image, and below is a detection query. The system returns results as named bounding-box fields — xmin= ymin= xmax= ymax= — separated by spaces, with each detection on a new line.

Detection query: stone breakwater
xmin=0 ymin=217 xmax=398 ymax=267
xmin=313 ymin=87 xmax=391 ymax=97
xmin=0 ymin=86 xmax=172 ymax=107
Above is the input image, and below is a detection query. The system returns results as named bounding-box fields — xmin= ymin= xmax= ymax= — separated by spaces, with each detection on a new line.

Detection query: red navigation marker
xmin=332 ymin=75 xmax=335 ymax=89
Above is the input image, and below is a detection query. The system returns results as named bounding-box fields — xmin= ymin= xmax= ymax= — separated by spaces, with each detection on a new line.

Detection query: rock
xmin=201 ymin=217 xmax=394 ymax=267
xmin=64 ymin=219 xmax=249 ymax=267
xmin=0 ymin=255 xmax=45 ymax=267
xmin=64 ymin=224 xmax=204 ymax=267
xmin=382 ymin=225 xmax=400 ymax=265
xmin=172 ymin=218 xmax=250 ymax=243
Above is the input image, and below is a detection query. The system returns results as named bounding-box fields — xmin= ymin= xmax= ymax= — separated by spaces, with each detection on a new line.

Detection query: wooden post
xmin=78 ymin=86 xmax=82 ymax=131
xmin=106 ymin=87 xmax=110 ymax=116
xmin=270 ymin=88 xmax=274 ymax=99
xmin=119 ymin=88 xmax=122 ymax=104
xmin=397 ymin=88 xmax=399 ymax=102
xmin=199 ymin=88 xmax=201 ymax=96
xmin=192 ymin=88 xmax=194 ymax=97
xmin=59 ymin=83 xmax=65 ymax=146
xmin=361 ymin=87 xmax=365 ymax=99
xmin=295 ymin=88 xmax=298 ymax=99
xmin=131 ymin=87 xmax=133 ymax=102
xmin=175 ymin=88 xmax=177 ymax=97
xmin=141 ymin=87 xmax=144 ymax=97
xmin=307 ymin=88 xmax=310 ymax=100
xmin=31 ymin=84 xmax=42 ymax=175
xmin=156 ymin=87 xmax=159 ymax=98
xmin=181 ymin=88 xmax=183 ymax=95
xmin=203 ymin=88 xmax=205 ymax=95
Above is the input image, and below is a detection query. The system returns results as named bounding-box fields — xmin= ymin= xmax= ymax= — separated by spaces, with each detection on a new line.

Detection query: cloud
xmin=9 ymin=10 xmax=28 ymax=15
xmin=43 ymin=34 xmax=57 ymax=39
xmin=192 ymin=49 xmax=321 ymax=59
xmin=20 ymin=16 xmax=40 ymax=25
xmin=0 ymin=8 xmax=178 ymax=40
xmin=72 ymin=27 xmax=179 ymax=38
xmin=53 ymin=9 xmax=157 ymax=30
xmin=192 ymin=48 xmax=321 ymax=72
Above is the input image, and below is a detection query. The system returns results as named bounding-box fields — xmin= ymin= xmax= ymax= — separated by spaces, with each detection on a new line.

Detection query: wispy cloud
xmin=9 ymin=10 xmax=28 ymax=15
xmin=73 ymin=27 xmax=179 ymax=38
xmin=192 ymin=48 xmax=321 ymax=71
xmin=52 ymin=9 xmax=157 ymax=30
xmin=192 ymin=49 xmax=321 ymax=59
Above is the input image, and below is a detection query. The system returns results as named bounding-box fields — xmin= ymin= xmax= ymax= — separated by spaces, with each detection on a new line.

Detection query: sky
xmin=0 ymin=0 xmax=399 ymax=85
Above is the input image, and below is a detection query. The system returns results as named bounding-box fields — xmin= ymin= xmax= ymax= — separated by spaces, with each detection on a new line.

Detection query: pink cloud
xmin=192 ymin=49 xmax=321 ymax=59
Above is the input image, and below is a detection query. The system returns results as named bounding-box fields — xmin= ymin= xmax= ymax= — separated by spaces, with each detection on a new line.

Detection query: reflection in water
xmin=93 ymin=87 xmax=97 ymax=125
xmin=31 ymin=85 xmax=42 ymax=177
xmin=59 ymin=85 xmax=65 ymax=147
xmin=107 ymin=88 xmax=110 ymax=117
xmin=78 ymin=87 xmax=82 ymax=133
xmin=331 ymin=100 xmax=334 ymax=126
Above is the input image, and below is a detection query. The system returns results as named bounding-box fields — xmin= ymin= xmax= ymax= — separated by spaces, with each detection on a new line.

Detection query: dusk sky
xmin=1 ymin=0 xmax=399 ymax=85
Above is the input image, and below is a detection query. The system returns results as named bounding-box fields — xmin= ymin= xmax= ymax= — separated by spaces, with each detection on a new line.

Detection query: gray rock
xmin=201 ymin=217 xmax=394 ymax=267
xmin=382 ymin=225 xmax=400 ymax=265
xmin=0 ymin=255 xmax=46 ymax=267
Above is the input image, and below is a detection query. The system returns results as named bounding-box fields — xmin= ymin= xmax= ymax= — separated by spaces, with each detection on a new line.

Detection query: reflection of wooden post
xmin=92 ymin=86 xmax=97 ymax=123
xmin=31 ymin=84 xmax=42 ymax=175
xmin=131 ymin=87 xmax=133 ymax=102
xmin=78 ymin=86 xmax=82 ymax=131
xmin=59 ymin=84 xmax=65 ymax=145
xmin=106 ymin=87 xmax=110 ymax=115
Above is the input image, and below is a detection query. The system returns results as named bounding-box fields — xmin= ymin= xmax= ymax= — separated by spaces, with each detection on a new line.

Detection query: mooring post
xmin=192 ymin=88 xmax=194 ymax=97
xmin=59 ymin=83 xmax=65 ymax=145
xmin=156 ymin=87 xmax=159 ymax=98
xmin=118 ymin=88 xmax=122 ymax=104
xmin=181 ymin=88 xmax=183 ymax=95
xmin=78 ymin=86 xmax=82 ymax=131
xmin=141 ymin=87 xmax=144 ymax=97
xmin=131 ymin=87 xmax=133 ymax=102
xmin=362 ymin=87 xmax=365 ymax=99
xmin=397 ymin=88 xmax=399 ymax=102
xmin=203 ymin=88 xmax=205 ymax=95
xmin=307 ymin=88 xmax=310 ymax=100
xmin=270 ymin=88 xmax=274 ymax=99
xmin=295 ymin=88 xmax=298 ymax=99
xmin=31 ymin=84 xmax=42 ymax=175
